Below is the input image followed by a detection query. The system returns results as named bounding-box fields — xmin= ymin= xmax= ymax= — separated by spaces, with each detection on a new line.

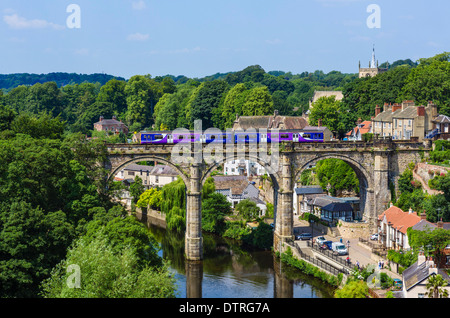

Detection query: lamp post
xmin=311 ymin=219 xmax=314 ymax=247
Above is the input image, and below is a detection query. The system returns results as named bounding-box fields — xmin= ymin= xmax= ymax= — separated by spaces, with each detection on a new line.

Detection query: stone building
xmin=429 ymin=114 xmax=450 ymax=140
xmin=358 ymin=46 xmax=388 ymax=78
xmin=94 ymin=116 xmax=129 ymax=135
xmin=213 ymin=175 xmax=261 ymax=209
xmin=377 ymin=204 xmax=421 ymax=250
xmin=372 ymin=100 xmax=438 ymax=141
xmin=345 ymin=119 xmax=372 ymax=141
xmin=232 ymin=110 xmax=308 ymax=131
xmin=308 ymin=90 xmax=344 ymax=108
xmin=115 ymin=163 xmax=178 ymax=189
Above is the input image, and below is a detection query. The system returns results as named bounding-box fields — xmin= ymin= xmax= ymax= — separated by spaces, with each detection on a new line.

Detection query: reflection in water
xmin=147 ymin=224 xmax=335 ymax=298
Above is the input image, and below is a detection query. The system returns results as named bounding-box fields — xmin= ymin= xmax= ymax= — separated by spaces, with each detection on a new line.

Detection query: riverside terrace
xmin=104 ymin=137 xmax=431 ymax=260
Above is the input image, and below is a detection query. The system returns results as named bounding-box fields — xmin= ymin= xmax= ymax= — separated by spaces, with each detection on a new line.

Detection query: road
xmin=293 ymin=218 xmax=401 ymax=280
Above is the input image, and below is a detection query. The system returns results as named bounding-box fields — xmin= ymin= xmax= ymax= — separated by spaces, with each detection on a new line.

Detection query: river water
xmin=147 ymin=224 xmax=335 ymax=298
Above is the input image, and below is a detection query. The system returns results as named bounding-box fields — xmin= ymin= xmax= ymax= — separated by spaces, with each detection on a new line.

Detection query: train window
xmin=303 ymin=134 xmax=311 ymax=139
xmin=154 ymin=135 xmax=164 ymax=141
xmin=280 ymin=134 xmax=289 ymax=139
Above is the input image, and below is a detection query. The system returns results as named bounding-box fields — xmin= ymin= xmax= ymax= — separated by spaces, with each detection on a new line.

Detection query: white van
xmin=331 ymin=242 xmax=348 ymax=255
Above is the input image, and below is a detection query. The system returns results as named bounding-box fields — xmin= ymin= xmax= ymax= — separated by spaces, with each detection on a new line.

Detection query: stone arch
xmin=200 ymin=154 xmax=281 ymax=191
xmin=294 ymin=153 xmax=372 ymax=187
xmin=107 ymin=155 xmax=190 ymax=187
xmin=293 ymin=153 xmax=374 ymax=222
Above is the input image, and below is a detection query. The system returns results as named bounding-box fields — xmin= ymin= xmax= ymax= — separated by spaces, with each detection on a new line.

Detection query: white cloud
xmin=132 ymin=0 xmax=146 ymax=10
xmin=127 ymin=32 xmax=150 ymax=41
xmin=74 ymin=48 xmax=90 ymax=56
xmin=3 ymin=14 xmax=64 ymax=30
xmin=266 ymin=39 xmax=282 ymax=45
xmin=169 ymin=47 xmax=203 ymax=54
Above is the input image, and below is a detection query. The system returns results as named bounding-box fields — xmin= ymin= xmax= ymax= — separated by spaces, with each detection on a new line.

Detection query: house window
xmin=128 ymin=171 xmax=135 ymax=176
xmin=408 ymin=120 xmax=412 ymax=126
xmin=155 ymin=176 xmax=159 ymax=183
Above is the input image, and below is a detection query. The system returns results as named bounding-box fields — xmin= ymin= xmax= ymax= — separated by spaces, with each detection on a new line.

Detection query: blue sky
xmin=1 ymin=0 xmax=449 ymax=79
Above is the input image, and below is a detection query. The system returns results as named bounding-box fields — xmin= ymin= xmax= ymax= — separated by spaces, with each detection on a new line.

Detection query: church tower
xmin=359 ymin=45 xmax=387 ymax=78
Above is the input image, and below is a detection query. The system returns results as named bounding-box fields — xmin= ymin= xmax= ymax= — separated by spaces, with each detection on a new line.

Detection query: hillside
xmin=0 ymin=72 xmax=126 ymax=91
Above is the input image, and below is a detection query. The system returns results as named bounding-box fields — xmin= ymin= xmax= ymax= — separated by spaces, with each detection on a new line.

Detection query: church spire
xmin=370 ymin=44 xmax=376 ymax=69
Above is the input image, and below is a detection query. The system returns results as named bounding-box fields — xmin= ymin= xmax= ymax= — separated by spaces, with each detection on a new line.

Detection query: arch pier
xmin=105 ymin=139 xmax=428 ymax=260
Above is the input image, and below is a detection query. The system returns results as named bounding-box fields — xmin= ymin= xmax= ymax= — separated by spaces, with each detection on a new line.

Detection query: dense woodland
xmin=1 ymin=52 xmax=450 ymax=298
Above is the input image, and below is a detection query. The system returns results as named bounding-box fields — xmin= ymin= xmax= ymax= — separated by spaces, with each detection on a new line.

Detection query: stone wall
xmin=337 ymin=221 xmax=370 ymax=239
xmin=135 ymin=207 xmax=167 ymax=229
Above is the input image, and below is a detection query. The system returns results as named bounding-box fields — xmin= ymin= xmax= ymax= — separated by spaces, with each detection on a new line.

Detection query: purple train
xmin=140 ymin=129 xmax=324 ymax=144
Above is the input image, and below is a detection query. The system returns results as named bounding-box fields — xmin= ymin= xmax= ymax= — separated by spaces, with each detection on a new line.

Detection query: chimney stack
xmin=99 ymin=116 xmax=104 ymax=122
xmin=375 ymin=105 xmax=381 ymax=117
xmin=417 ymin=105 xmax=426 ymax=117
xmin=392 ymin=103 xmax=402 ymax=113
xmin=318 ymin=119 xmax=322 ymax=127
xmin=418 ymin=252 xmax=426 ymax=266
xmin=421 ymin=210 xmax=427 ymax=220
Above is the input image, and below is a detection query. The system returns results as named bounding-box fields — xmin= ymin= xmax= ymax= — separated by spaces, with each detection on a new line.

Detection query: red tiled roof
xmin=378 ymin=205 xmax=421 ymax=234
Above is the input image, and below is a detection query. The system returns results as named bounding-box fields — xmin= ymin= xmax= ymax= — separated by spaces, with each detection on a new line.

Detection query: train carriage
xmin=140 ymin=129 xmax=324 ymax=145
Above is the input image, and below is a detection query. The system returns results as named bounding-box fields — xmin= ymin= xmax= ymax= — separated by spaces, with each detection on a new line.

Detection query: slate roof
xmin=412 ymin=219 xmax=437 ymax=232
xmin=123 ymin=164 xmax=178 ymax=176
xmin=213 ymin=176 xmax=259 ymax=199
xmin=295 ymin=186 xmax=324 ymax=195
xmin=322 ymin=202 xmax=353 ymax=212
xmin=233 ymin=114 xmax=308 ymax=131
xmin=403 ymin=260 xmax=450 ymax=292
xmin=433 ymin=114 xmax=450 ymax=124
xmin=310 ymin=195 xmax=342 ymax=208
xmin=393 ymin=106 xmax=420 ymax=119
xmin=373 ymin=108 xmax=402 ymax=122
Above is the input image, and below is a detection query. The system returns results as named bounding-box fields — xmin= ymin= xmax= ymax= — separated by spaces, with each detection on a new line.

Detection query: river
xmin=147 ymin=223 xmax=336 ymax=298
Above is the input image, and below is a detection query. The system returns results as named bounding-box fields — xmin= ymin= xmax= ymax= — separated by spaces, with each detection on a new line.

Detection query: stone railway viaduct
xmin=105 ymin=138 xmax=430 ymax=261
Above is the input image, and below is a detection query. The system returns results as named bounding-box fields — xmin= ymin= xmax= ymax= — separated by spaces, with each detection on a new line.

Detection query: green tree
xmin=334 ymin=280 xmax=369 ymax=298
xmin=309 ymin=96 xmax=341 ymax=134
xmin=189 ymin=80 xmax=229 ymax=129
xmin=400 ymin=52 xmax=450 ymax=116
xmin=0 ymin=201 xmax=74 ymax=298
xmin=242 ymin=86 xmax=274 ymax=116
xmin=137 ymin=188 xmax=163 ymax=210
xmin=408 ymin=228 xmax=450 ymax=268
xmin=202 ymin=192 xmax=232 ymax=234
xmin=130 ymin=176 xmax=145 ymax=204
xmin=221 ymin=83 xmax=249 ymax=128
xmin=425 ymin=274 xmax=449 ymax=298
xmin=125 ymin=75 xmax=162 ymax=129
xmin=40 ymin=233 xmax=176 ymax=298
xmin=235 ymin=199 xmax=261 ymax=221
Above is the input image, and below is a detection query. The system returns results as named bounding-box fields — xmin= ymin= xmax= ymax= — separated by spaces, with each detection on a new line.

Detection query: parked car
xmin=370 ymin=233 xmax=379 ymax=241
xmin=320 ymin=240 xmax=333 ymax=250
xmin=296 ymin=233 xmax=312 ymax=240
xmin=315 ymin=236 xmax=327 ymax=245
xmin=393 ymin=279 xmax=403 ymax=289
xmin=331 ymin=242 xmax=348 ymax=255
